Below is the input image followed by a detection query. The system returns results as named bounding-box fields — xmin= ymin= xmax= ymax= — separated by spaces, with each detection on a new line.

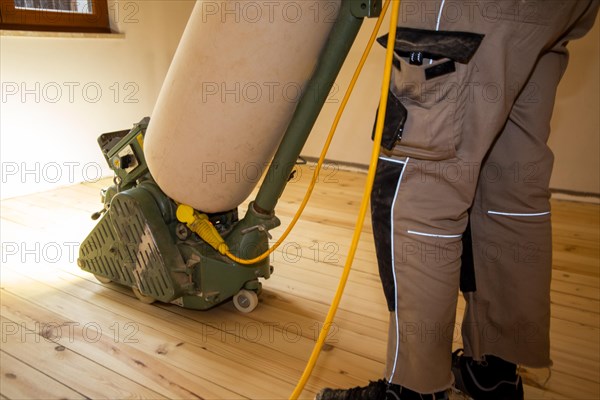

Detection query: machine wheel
xmin=233 ymin=289 xmax=259 ymax=313
xmin=132 ymin=286 xmax=156 ymax=304
xmin=94 ymin=274 xmax=111 ymax=284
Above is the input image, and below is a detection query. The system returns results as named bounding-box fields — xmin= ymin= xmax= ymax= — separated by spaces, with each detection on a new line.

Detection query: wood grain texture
xmin=1 ymin=165 xmax=598 ymax=399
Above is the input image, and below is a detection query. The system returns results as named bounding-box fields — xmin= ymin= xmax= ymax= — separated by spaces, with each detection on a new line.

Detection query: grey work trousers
xmin=370 ymin=0 xmax=599 ymax=393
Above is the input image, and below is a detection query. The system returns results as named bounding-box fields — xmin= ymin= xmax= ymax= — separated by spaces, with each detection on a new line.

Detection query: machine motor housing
xmin=78 ymin=118 xmax=275 ymax=312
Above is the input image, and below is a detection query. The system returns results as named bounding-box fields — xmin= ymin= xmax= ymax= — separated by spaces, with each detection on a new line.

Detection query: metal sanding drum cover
xmin=144 ymin=0 xmax=341 ymax=213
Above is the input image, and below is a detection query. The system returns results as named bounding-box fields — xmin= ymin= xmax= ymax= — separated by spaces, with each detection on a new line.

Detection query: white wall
xmin=0 ymin=0 xmax=195 ymax=198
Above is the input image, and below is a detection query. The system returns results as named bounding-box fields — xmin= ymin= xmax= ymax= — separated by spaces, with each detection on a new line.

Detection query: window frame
xmin=0 ymin=0 xmax=111 ymax=33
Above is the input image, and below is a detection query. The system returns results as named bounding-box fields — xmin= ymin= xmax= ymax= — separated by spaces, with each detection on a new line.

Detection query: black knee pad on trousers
xmin=371 ymin=157 xmax=406 ymax=311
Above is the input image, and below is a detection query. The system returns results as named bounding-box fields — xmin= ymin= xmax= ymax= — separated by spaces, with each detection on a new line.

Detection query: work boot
xmin=315 ymin=379 xmax=449 ymax=400
xmin=452 ymin=349 xmax=524 ymax=400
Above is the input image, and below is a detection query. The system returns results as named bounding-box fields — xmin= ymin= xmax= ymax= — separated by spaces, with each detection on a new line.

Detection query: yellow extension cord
xmin=177 ymin=1 xmax=401 ymax=397
xmin=290 ymin=1 xmax=401 ymax=398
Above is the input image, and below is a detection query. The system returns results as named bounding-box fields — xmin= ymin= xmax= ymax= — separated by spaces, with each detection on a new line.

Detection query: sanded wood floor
xmin=1 ymin=165 xmax=598 ymax=399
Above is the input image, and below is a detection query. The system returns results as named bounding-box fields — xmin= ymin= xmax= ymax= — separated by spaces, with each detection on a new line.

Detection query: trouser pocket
xmin=372 ymin=90 xmax=408 ymax=151
xmin=375 ymin=28 xmax=484 ymax=160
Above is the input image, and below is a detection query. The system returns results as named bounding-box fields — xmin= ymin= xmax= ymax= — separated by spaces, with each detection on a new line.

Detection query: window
xmin=0 ymin=0 xmax=110 ymax=33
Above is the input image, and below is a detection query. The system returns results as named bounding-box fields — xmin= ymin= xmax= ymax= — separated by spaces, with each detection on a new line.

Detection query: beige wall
xmin=302 ymin=15 xmax=387 ymax=168
xmin=0 ymin=0 xmax=195 ymax=198
xmin=1 ymin=3 xmax=598 ymax=198
xmin=548 ymin=14 xmax=600 ymax=195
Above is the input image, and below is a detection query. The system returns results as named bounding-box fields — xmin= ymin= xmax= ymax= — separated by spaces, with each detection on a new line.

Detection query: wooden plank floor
xmin=1 ymin=165 xmax=598 ymax=399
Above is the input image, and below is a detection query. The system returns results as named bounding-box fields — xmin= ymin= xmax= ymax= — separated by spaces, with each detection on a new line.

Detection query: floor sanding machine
xmin=77 ymin=0 xmax=382 ymax=313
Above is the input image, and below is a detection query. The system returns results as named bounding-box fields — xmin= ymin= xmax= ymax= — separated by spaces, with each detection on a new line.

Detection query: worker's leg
xmin=454 ymin=3 xmax=598 ymax=387
xmin=460 ymin=0 xmax=599 ymax=370
xmin=451 ymin=47 xmax=568 ymax=399
xmin=462 ymin=48 xmax=567 ymax=367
